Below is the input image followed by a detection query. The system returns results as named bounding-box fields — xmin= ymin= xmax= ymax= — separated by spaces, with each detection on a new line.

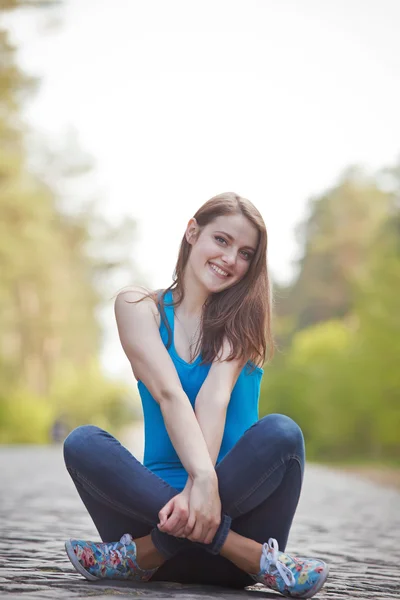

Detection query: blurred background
xmin=0 ymin=1 xmax=399 ymax=479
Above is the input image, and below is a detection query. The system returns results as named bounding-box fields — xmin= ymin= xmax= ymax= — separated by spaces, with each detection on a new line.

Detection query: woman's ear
xmin=185 ymin=218 xmax=199 ymax=245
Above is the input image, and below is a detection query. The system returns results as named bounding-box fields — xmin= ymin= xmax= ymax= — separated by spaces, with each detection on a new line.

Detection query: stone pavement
xmin=1 ymin=444 xmax=399 ymax=600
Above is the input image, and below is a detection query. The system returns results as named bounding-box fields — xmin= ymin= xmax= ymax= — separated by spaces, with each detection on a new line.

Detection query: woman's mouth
xmin=208 ymin=262 xmax=230 ymax=278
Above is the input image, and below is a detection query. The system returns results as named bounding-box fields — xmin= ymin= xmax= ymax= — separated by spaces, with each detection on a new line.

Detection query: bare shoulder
xmin=114 ymin=286 xmax=181 ymax=390
xmin=115 ymin=284 xmax=155 ymax=303
xmin=114 ymin=285 xmax=160 ymax=325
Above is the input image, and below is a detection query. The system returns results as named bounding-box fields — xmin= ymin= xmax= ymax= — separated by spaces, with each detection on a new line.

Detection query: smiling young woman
xmin=63 ymin=192 xmax=329 ymax=598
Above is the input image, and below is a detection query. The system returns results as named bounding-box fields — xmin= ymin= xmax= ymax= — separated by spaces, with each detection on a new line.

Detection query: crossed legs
xmin=64 ymin=414 xmax=304 ymax=588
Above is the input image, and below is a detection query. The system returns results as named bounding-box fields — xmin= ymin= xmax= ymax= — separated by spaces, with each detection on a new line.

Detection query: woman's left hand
xmin=157 ymin=478 xmax=193 ymax=537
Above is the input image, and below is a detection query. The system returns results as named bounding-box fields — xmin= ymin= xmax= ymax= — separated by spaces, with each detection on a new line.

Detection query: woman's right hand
xmin=157 ymin=481 xmax=191 ymax=537
xmin=184 ymin=472 xmax=221 ymax=545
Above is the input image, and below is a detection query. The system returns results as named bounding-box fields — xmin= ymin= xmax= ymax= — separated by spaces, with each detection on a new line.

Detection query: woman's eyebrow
xmin=215 ymin=231 xmax=256 ymax=252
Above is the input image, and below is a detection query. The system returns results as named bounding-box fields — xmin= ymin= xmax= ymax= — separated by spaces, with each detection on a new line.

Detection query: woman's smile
xmin=208 ymin=262 xmax=231 ymax=278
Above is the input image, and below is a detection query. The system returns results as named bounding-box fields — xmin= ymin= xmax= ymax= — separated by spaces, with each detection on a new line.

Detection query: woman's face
xmin=185 ymin=213 xmax=259 ymax=294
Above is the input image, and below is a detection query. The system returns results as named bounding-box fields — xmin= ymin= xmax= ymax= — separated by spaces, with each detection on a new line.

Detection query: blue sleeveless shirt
xmin=137 ymin=290 xmax=263 ymax=491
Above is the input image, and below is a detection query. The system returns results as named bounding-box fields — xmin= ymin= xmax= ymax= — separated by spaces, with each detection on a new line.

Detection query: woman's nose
xmin=221 ymin=250 xmax=236 ymax=266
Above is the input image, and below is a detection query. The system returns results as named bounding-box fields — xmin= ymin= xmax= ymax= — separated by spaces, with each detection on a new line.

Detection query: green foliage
xmin=0 ymin=363 xmax=135 ymax=444
xmin=0 ymin=6 xmax=138 ymax=443
xmin=0 ymin=389 xmax=54 ymax=444
xmin=262 ymin=166 xmax=400 ymax=463
xmin=277 ymin=168 xmax=391 ymax=334
xmin=49 ymin=361 xmax=135 ymax=434
xmin=261 ymin=320 xmax=354 ymax=458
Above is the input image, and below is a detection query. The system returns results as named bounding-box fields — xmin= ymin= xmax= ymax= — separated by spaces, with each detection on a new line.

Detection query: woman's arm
xmin=160 ymin=358 xmax=242 ymax=540
xmin=115 ymin=289 xmax=221 ymax=543
xmin=115 ymin=289 xmax=215 ymax=481
xmin=195 ymin=340 xmax=245 ymax=465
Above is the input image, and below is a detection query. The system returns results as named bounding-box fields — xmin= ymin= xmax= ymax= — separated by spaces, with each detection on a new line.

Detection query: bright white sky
xmin=6 ymin=0 xmax=400 ymax=379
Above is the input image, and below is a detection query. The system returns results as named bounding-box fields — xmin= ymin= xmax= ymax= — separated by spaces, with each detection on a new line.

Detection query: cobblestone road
xmin=1 ymin=443 xmax=399 ymax=600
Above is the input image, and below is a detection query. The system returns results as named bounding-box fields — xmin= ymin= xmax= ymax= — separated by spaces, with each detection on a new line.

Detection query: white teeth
xmin=209 ymin=263 xmax=229 ymax=277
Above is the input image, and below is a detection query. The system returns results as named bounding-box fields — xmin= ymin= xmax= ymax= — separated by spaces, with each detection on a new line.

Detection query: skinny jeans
xmin=63 ymin=413 xmax=305 ymax=589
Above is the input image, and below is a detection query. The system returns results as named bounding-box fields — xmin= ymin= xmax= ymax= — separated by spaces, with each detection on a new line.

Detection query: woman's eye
xmin=240 ymin=250 xmax=252 ymax=260
xmin=215 ymin=236 xmax=227 ymax=245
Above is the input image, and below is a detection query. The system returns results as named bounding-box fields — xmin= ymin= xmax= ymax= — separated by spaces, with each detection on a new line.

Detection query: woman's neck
xmin=175 ymin=272 xmax=209 ymax=319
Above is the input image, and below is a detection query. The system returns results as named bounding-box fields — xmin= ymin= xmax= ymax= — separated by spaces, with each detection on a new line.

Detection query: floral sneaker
xmin=65 ymin=533 xmax=158 ymax=582
xmin=250 ymin=538 xmax=329 ymax=598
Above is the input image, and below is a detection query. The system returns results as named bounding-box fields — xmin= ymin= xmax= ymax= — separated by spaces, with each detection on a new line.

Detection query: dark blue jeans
xmin=63 ymin=413 xmax=305 ymax=588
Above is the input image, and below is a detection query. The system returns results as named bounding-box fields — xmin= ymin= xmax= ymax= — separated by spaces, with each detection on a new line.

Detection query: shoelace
xmin=260 ymin=538 xmax=296 ymax=587
xmin=103 ymin=533 xmax=133 ymax=561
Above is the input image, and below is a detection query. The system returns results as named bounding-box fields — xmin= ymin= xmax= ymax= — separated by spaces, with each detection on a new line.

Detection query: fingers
xmin=158 ymin=498 xmax=174 ymax=528
xmin=173 ymin=525 xmax=187 ymax=538
xmin=187 ymin=520 xmax=205 ymax=543
xmin=160 ymin=511 xmax=220 ymax=543
xmin=160 ymin=510 xmax=186 ymax=534
xmin=187 ymin=515 xmax=220 ymax=544
xmin=183 ymin=512 xmax=196 ymax=538
xmin=158 ymin=491 xmax=221 ymax=544
xmin=203 ymin=517 xmax=220 ymax=545
xmin=158 ymin=503 xmax=189 ymax=535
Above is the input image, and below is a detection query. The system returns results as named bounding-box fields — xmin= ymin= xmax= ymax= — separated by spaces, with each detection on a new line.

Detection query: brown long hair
xmin=159 ymin=192 xmax=274 ymax=368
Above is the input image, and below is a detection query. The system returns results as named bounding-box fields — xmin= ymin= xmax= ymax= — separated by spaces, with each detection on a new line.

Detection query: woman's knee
xmin=63 ymin=424 xmax=103 ymax=469
xmin=256 ymin=413 xmax=305 ymax=458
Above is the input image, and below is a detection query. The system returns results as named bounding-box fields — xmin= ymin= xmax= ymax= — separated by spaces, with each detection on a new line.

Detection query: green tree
xmin=262 ymin=164 xmax=400 ymax=463
xmin=277 ymin=168 xmax=391 ymax=337
xmin=0 ymin=1 xmax=139 ymax=443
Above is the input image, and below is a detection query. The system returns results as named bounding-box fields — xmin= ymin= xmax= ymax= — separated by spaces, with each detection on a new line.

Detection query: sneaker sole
xmin=296 ymin=561 xmax=330 ymax=599
xmin=65 ymin=540 xmax=99 ymax=581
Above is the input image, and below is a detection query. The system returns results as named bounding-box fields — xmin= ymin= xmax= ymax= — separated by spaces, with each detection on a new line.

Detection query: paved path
xmin=1 ymin=441 xmax=399 ymax=599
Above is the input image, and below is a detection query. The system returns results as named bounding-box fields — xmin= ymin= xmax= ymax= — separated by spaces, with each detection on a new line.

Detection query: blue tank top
xmin=137 ymin=290 xmax=263 ymax=491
